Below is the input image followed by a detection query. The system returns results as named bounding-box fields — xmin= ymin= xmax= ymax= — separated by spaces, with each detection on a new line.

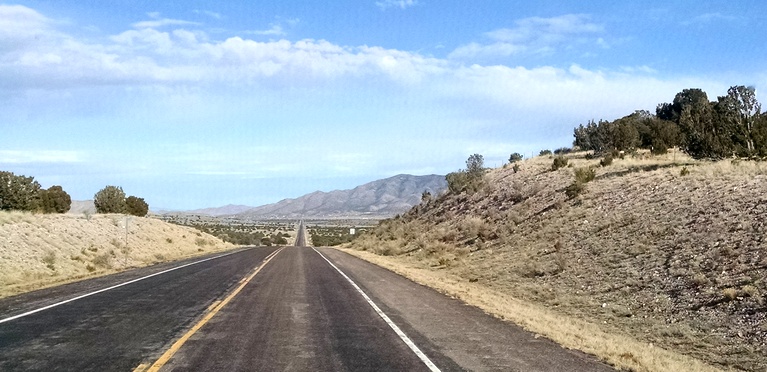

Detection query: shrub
xmin=42 ymin=251 xmax=56 ymax=270
xmin=39 ymin=185 xmax=72 ymax=213
xmin=551 ymin=156 xmax=569 ymax=171
xmin=508 ymin=152 xmax=524 ymax=163
xmin=600 ymin=155 xmax=614 ymax=167
xmin=92 ymin=253 xmax=112 ymax=268
xmin=565 ymin=182 xmax=586 ymax=199
xmin=610 ymin=149 xmax=624 ymax=160
xmin=553 ymin=147 xmax=572 ymax=155
xmin=125 ymin=196 xmax=149 ymax=217
xmin=680 ymin=166 xmax=690 ymax=176
xmin=94 ymin=186 xmax=126 ymax=214
xmin=512 ymin=163 xmax=520 ymax=173
xmin=565 ymin=167 xmax=596 ymax=198
xmin=539 ymin=149 xmax=552 ymax=156
xmin=446 ymin=170 xmax=484 ymax=194
xmin=722 ymin=288 xmax=738 ymax=301
xmin=0 ymin=171 xmax=42 ymax=211
xmin=574 ymin=167 xmax=596 ymax=184
xmin=466 ymin=153 xmax=485 ymax=175
xmin=651 ymin=142 xmax=669 ymax=155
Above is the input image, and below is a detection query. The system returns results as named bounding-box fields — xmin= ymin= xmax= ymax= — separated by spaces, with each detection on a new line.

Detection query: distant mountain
xmin=184 ymin=204 xmax=254 ymax=217
xmin=67 ymin=200 xmax=95 ymax=215
xmin=236 ymin=174 xmax=447 ymax=219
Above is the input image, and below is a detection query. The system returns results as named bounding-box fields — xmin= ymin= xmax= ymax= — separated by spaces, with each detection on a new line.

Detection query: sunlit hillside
xmin=346 ymin=150 xmax=767 ymax=371
xmin=0 ymin=212 xmax=235 ymax=298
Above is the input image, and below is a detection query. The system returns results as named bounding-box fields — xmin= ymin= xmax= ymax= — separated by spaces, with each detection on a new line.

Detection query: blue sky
xmin=1 ymin=1 xmax=765 ymax=210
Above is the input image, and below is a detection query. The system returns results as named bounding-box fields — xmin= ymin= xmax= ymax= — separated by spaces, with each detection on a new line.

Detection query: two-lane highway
xmin=0 ymin=227 xmax=615 ymax=371
xmin=155 ymin=246 xmax=444 ymax=371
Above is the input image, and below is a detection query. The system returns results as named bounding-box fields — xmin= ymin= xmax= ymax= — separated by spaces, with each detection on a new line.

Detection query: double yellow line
xmin=135 ymin=247 xmax=284 ymax=372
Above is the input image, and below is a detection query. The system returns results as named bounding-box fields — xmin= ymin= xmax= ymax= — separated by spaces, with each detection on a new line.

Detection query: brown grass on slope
xmin=0 ymin=212 xmax=235 ymax=298
xmin=348 ymin=150 xmax=766 ymax=371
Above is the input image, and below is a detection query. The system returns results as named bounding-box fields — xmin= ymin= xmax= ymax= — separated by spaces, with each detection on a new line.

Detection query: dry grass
xmin=339 ymin=248 xmax=721 ymax=372
xmin=0 ymin=213 xmax=235 ymax=298
xmin=348 ymin=149 xmax=766 ymax=371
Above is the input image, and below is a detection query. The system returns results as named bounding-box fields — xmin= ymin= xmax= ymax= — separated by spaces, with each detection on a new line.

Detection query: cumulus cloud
xmin=193 ymin=10 xmax=222 ymax=20
xmin=132 ymin=12 xmax=200 ymax=29
xmin=0 ymin=5 xmax=739 ymax=123
xmin=375 ymin=0 xmax=417 ymax=10
xmin=449 ymin=14 xmax=604 ymax=59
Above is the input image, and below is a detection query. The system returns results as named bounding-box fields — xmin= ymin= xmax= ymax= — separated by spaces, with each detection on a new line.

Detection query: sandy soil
xmin=0 ymin=212 xmax=235 ymax=298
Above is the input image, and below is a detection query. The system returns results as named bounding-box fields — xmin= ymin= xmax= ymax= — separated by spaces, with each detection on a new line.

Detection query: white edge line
xmin=0 ymin=249 xmax=250 ymax=324
xmin=312 ymin=247 xmax=441 ymax=372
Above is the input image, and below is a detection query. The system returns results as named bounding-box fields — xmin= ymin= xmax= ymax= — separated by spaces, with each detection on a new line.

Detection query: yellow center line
xmin=142 ymin=247 xmax=285 ymax=372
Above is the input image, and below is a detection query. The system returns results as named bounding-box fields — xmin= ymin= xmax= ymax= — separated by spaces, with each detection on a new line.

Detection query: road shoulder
xmin=320 ymin=247 xmax=616 ymax=371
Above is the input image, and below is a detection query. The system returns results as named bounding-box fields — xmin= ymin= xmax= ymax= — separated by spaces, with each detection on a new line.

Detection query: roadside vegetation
xmin=159 ymin=216 xmax=295 ymax=246
xmin=346 ymin=85 xmax=767 ymax=372
xmin=309 ymin=225 xmax=371 ymax=247
xmin=1 ymin=171 xmax=72 ymax=214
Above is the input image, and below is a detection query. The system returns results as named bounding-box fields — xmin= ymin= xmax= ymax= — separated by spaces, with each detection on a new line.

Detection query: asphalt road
xmin=0 ymin=233 xmax=615 ymax=371
xmin=0 ymin=247 xmax=279 ymax=371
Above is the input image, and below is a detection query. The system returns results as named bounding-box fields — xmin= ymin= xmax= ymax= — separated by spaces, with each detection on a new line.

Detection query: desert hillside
xmin=0 ymin=212 xmax=235 ymax=298
xmin=348 ymin=150 xmax=766 ymax=371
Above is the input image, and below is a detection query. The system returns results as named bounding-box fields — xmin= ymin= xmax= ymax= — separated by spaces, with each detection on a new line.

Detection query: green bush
xmin=539 ymin=149 xmax=552 ymax=156
xmin=94 ymin=186 xmax=126 ymax=214
xmin=446 ymin=154 xmax=487 ymax=194
xmin=125 ymin=196 xmax=149 ymax=217
xmin=508 ymin=152 xmax=524 ymax=163
xmin=0 ymin=171 xmax=42 ymax=211
xmin=565 ymin=167 xmax=596 ymax=198
xmin=551 ymin=156 xmax=569 ymax=171
xmin=39 ymin=185 xmax=72 ymax=213
xmin=574 ymin=167 xmax=596 ymax=183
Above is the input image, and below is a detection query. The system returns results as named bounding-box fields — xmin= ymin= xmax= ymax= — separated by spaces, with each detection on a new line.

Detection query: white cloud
xmin=132 ymin=12 xmax=199 ymax=29
xmin=0 ymin=4 xmax=51 ymax=39
xmin=0 ymin=150 xmax=83 ymax=164
xmin=0 ymin=5 xmax=741 ymax=128
xmin=376 ymin=0 xmax=417 ymax=10
xmin=246 ymin=17 xmax=299 ymax=37
xmin=248 ymin=24 xmax=285 ymax=36
xmin=449 ymin=14 xmax=604 ymax=59
xmin=193 ymin=10 xmax=222 ymax=20
xmin=682 ymin=12 xmax=738 ymax=26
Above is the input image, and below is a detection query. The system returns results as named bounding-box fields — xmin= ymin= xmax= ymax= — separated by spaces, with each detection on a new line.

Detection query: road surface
xmin=0 ymin=233 xmax=614 ymax=371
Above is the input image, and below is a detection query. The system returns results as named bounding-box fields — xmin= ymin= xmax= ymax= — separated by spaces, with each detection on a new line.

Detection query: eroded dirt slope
xmin=350 ymin=151 xmax=766 ymax=371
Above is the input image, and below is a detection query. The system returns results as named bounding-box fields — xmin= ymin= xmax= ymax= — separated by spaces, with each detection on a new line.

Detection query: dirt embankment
xmin=0 ymin=212 xmax=235 ymax=298
xmin=347 ymin=151 xmax=766 ymax=372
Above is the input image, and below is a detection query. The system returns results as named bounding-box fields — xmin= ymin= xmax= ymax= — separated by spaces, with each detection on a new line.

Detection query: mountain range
xmin=233 ymin=174 xmax=447 ymax=219
xmin=166 ymin=174 xmax=445 ymax=219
